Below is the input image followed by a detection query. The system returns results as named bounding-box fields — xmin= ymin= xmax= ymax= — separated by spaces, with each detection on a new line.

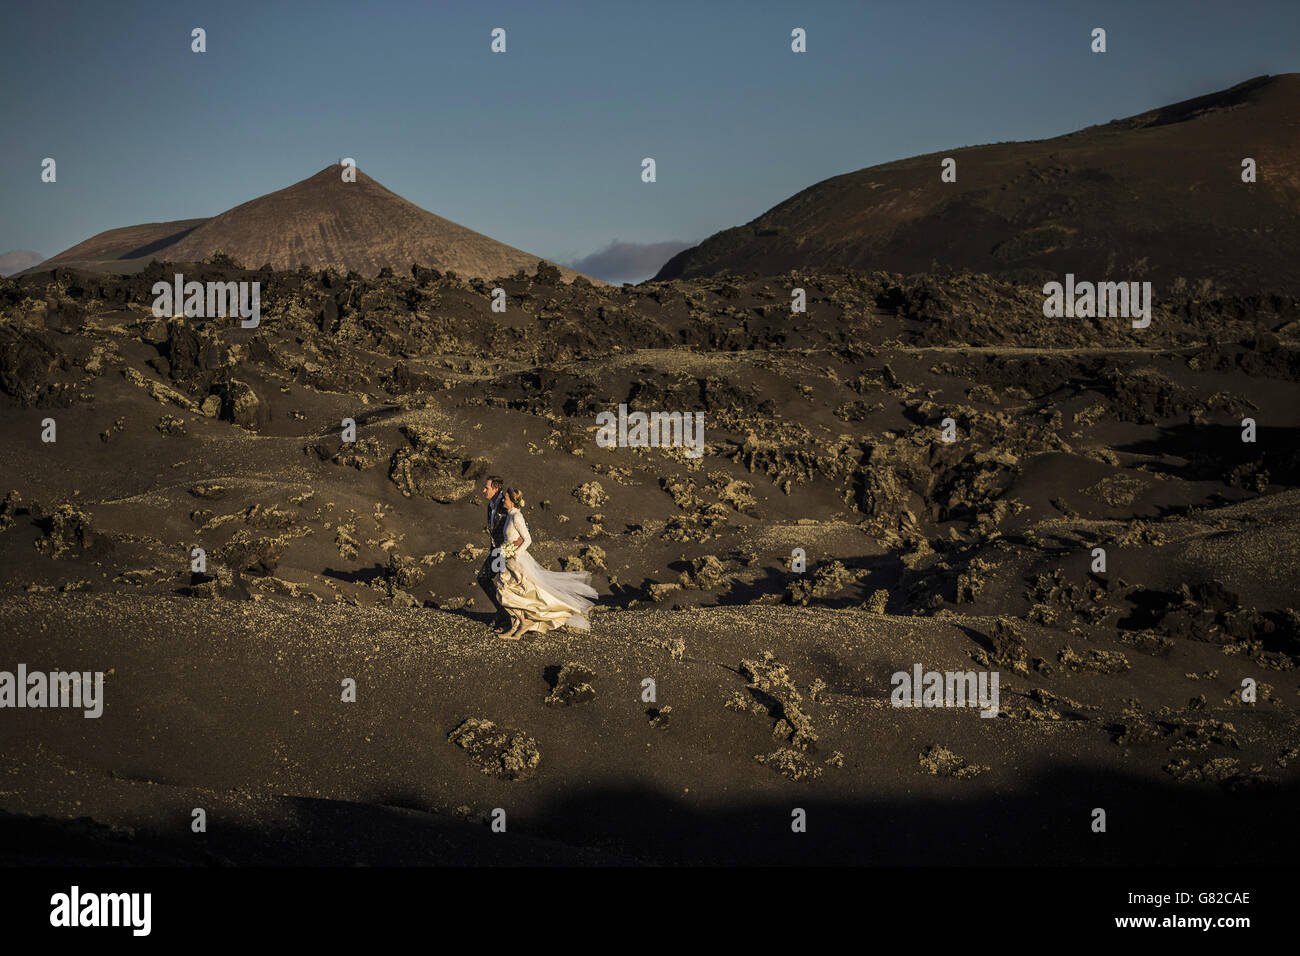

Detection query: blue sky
xmin=1 ymin=0 xmax=1297 ymax=281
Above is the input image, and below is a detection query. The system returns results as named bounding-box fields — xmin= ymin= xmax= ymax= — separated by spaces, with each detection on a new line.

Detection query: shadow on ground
xmin=3 ymin=763 xmax=1295 ymax=866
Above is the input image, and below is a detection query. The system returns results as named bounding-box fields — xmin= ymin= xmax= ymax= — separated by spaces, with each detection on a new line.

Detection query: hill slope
xmin=655 ymin=75 xmax=1300 ymax=295
xmin=40 ymin=166 xmax=586 ymax=281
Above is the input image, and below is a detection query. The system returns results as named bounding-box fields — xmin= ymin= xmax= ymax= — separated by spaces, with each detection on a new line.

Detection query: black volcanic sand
xmin=1 ymin=260 xmax=1298 ymax=864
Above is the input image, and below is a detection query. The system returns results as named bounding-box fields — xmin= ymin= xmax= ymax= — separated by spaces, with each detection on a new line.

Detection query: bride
xmin=494 ymin=487 xmax=598 ymax=640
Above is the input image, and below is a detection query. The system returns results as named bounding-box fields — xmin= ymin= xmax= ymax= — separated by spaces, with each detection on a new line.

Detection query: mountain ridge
xmin=654 ymin=74 xmax=1300 ymax=295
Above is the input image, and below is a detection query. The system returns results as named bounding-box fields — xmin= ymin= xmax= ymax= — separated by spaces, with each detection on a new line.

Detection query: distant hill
xmin=0 ymin=251 xmax=44 ymax=276
xmin=654 ymin=75 xmax=1300 ymax=295
xmin=38 ymin=166 xmax=589 ymax=282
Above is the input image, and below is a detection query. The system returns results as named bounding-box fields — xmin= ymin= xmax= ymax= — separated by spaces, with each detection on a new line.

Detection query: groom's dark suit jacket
xmin=477 ymin=492 xmax=511 ymax=616
xmin=486 ymin=493 xmax=508 ymax=548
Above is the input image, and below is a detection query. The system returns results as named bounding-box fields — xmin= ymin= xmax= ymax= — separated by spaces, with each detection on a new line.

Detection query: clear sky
xmin=1 ymin=0 xmax=1297 ymax=282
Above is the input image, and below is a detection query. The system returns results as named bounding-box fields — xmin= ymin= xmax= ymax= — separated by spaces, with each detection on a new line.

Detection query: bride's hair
xmin=504 ymin=487 xmax=525 ymax=509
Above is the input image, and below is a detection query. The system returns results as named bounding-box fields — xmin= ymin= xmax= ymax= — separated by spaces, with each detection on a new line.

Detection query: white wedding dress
xmin=496 ymin=509 xmax=598 ymax=632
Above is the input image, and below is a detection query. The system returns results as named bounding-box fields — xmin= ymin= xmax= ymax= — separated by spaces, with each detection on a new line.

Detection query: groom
xmin=476 ymin=475 xmax=511 ymax=632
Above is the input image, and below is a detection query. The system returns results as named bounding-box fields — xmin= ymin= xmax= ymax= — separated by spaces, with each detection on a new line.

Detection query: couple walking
xmin=474 ymin=476 xmax=598 ymax=639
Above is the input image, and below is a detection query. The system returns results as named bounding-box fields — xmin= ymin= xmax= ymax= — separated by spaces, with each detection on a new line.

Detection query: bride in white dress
xmin=495 ymin=487 xmax=598 ymax=640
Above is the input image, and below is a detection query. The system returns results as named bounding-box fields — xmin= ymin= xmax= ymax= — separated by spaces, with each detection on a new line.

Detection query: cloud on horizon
xmin=565 ymin=240 xmax=695 ymax=285
xmin=0 ymin=250 xmax=44 ymax=276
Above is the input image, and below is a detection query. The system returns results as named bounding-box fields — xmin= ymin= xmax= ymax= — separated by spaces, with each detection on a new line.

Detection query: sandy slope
xmin=2 ymin=595 xmax=1296 ymax=865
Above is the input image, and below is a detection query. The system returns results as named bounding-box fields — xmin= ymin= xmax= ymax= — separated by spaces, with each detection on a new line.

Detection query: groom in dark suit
xmin=476 ymin=475 xmax=510 ymax=632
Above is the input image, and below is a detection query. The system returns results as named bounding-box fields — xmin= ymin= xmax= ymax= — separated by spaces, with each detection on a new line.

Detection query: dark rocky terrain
xmin=1 ymin=258 xmax=1297 ymax=864
xmin=657 ymin=74 xmax=1300 ymax=297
